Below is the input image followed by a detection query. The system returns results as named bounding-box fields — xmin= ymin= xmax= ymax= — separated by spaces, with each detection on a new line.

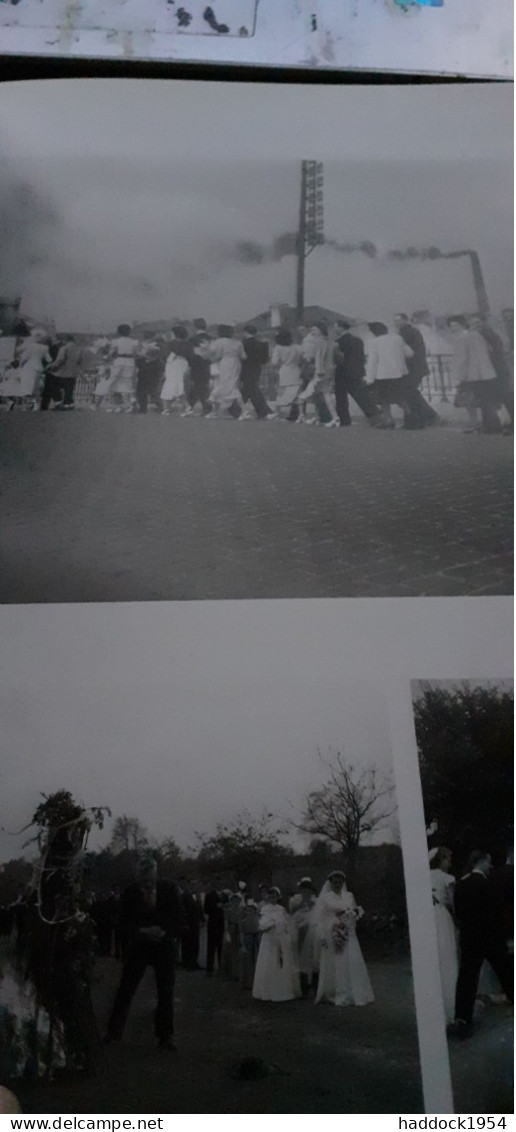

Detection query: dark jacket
xmin=334 ymin=332 xmax=366 ymax=383
xmin=119 ymin=880 xmax=183 ymax=954
xmin=241 ymin=337 xmax=269 ymax=377
xmin=204 ymin=890 xmax=225 ymax=931
xmin=398 ymin=323 xmax=428 ymax=382
xmin=454 ymin=870 xmax=507 ymax=949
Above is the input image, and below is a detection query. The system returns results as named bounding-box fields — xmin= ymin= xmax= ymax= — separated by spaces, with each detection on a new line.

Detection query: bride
xmin=312 ymin=870 xmax=374 ymax=1007
xmin=429 ymin=847 xmax=459 ymax=1023
xmin=252 ymin=888 xmax=300 ymax=1002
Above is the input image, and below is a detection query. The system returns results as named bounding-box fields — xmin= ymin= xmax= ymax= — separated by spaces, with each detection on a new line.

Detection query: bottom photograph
xmin=411 ymin=678 xmax=513 ymax=1116
xmin=0 ymin=608 xmax=424 ymax=1115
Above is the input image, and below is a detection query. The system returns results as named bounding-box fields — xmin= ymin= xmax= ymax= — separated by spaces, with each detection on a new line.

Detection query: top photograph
xmin=0 ymin=80 xmax=512 ymax=604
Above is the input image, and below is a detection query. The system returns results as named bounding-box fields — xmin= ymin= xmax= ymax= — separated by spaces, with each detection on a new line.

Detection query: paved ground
xmin=0 ymin=414 xmax=512 ymax=602
xmin=15 ymin=954 xmax=423 ymax=1114
xmin=449 ymin=1000 xmax=513 ymax=1115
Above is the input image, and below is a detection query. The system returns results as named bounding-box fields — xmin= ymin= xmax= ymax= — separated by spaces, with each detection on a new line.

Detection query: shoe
xmin=239 ymin=411 xmax=253 ymax=421
xmin=158 ymin=1037 xmax=177 ymax=1051
xmin=325 ymin=419 xmax=340 ymax=429
xmin=180 ymin=408 xmax=194 ymax=417
xmin=265 ymin=413 xmax=278 ymax=420
xmin=161 ymin=410 xmax=171 ymax=416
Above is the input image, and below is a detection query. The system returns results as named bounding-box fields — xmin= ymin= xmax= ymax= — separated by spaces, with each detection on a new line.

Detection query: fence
xmin=74 ymin=354 xmax=455 ymax=407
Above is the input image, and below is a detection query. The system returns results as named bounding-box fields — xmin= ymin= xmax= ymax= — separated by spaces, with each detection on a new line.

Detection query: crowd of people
xmin=0 ymin=855 xmax=376 ymax=1078
xmin=429 ymin=846 xmax=513 ymax=1039
xmin=102 ymin=858 xmax=374 ymax=1053
xmin=0 ymin=311 xmax=512 ymax=433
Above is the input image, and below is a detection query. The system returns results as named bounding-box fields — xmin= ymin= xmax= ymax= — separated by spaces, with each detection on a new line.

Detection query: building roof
xmin=241 ymin=304 xmax=354 ymax=333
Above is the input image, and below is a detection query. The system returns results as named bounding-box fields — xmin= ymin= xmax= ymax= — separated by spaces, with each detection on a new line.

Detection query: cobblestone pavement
xmin=15 ymin=955 xmax=423 ymax=1114
xmin=0 ymin=414 xmax=512 ymax=603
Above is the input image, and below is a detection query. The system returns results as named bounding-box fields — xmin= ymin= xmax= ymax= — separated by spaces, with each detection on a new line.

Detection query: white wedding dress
xmin=252 ymin=903 xmax=301 ymax=1002
xmin=430 ymin=868 xmax=459 ymax=1023
xmin=313 ymin=887 xmax=374 ymax=1007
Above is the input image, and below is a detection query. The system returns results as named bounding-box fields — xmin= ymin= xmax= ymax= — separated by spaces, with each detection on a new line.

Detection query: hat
xmin=268 ymin=886 xmax=281 ymax=897
xmin=328 ymin=870 xmax=346 ymax=880
xmin=428 ymin=847 xmax=439 ymax=863
xmin=298 ymin=876 xmax=313 ymax=888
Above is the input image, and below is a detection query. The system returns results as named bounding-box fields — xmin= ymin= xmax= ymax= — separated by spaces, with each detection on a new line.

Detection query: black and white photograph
xmin=410 ymin=678 xmax=513 ymax=1115
xmin=0 ymin=603 xmax=424 ymax=1115
xmin=0 ymin=80 xmax=512 ymax=603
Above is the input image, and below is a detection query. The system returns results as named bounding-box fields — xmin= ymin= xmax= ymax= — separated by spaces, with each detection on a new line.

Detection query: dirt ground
xmin=15 ymin=955 xmax=424 ymax=1114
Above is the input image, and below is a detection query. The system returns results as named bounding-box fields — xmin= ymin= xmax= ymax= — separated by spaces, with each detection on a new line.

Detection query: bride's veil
xmin=309 ymin=877 xmax=344 ymax=928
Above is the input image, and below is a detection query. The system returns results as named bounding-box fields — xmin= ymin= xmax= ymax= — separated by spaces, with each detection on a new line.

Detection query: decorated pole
xmin=295 ymin=161 xmax=325 ymax=323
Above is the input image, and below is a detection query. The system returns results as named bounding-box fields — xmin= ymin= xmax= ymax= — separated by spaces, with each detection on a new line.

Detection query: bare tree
xmin=295 ymin=751 xmax=396 ymax=857
xmin=109 ymin=814 xmax=149 ymax=855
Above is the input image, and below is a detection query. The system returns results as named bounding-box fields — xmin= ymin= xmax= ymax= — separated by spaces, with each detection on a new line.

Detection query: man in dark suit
xmin=448 ymin=850 xmax=513 ymax=1038
xmin=333 ymin=320 xmax=380 ymax=426
xmin=204 ymin=880 xmax=226 ymax=976
xmin=178 ymin=876 xmax=203 ymax=970
xmin=105 ymin=856 xmax=183 ymax=1049
xmin=394 ymin=313 xmax=440 ymax=429
xmin=240 ymin=326 xmax=273 ymax=420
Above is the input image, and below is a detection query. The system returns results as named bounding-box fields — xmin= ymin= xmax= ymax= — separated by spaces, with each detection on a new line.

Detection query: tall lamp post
xmin=295 ymin=161 xmax=324 ymax=323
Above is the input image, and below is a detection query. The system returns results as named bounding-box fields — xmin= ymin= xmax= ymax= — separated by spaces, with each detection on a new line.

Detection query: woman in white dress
xmin=289 ymin=877 xmax=317 ymax=996
xmin=429 ymin=847 xmax=459 ymax=1023
xmin=270 ymin=330 xmax=304 ymax=418
xmin=252 ymin=888 xmax=301 ymax=1002
xmin=161 ymin=326 xmax=191 ymax=416
xmin=106 ymin=324 xmax=137 ymax=412
xmin=313 ymin=870 xmax=374 ymax=1007
xmin=207 ymin=325 xmax=245 ymax=418
xmin=17 ymin=332 xmax=52 ymax=408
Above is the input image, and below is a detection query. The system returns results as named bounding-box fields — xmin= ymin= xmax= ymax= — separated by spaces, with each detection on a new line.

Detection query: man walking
xmin=333 ymin=320 xmax=381 ymax=426
xmin=448 ymin=850 xmax=513 ymax=1038
xmin=240 ymin=326 xmax=274 ymax=420
xmin=394 ymin=313 xmax=439 ymax=428
xmin=105 ymin=856 xmax=183 ymax=1050
xmin=40 ymin=335 xmax=84 ymax=410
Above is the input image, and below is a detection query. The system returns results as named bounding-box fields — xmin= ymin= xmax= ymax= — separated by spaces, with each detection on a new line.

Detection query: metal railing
xmin=74 ymin=354 xmax=455 ymax=406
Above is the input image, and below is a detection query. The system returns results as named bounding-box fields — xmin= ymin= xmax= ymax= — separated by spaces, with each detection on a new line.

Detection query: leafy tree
xmin=296 ymin=751 xmax=395 ymax=858
xmin=109 ymin=815 xmax=149 ymax=855
xmin=413 ymin=682 xmax=513 ymax=865
xmin=192 ymin=811 xmax=294 ymax=885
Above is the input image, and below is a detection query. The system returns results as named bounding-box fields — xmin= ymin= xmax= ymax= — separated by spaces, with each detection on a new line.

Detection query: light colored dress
xmin=314 ymin=889 xmax=374 ymax=1006
xmin=430 ymin=868 xmax=459 ymax=1023
xmin=272 ymin=344 xmax=303 ymax=407
xmin=17 ymin=340 xmax=51 ymax=397
xmin=161 ymin=352 xmax=189 ymax=401
xmin=289 ymin=893 xmax=317 ymax=976
xmin=252 ymin=903 xmax=301 ymax=1002
xmin=0 ymin=940 xmax=66 ymax=1080
xmin=108 ymin=337 xmax=137 ymax=394
xmin=451 ymin=330 xmax=496 ymax=385
xmin=210 ymin=337 xmax=245 ymax=408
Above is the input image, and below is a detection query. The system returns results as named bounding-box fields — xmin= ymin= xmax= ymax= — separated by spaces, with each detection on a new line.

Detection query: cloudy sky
xmin=0 ymin=602 xmax=397 ymax=862
xmin=0 ymin=80 xmax=512 ymax=330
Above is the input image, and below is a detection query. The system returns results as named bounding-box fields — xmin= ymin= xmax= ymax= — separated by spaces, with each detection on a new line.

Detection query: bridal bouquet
xmin=332 ymin=908 xmax=360 ymax=952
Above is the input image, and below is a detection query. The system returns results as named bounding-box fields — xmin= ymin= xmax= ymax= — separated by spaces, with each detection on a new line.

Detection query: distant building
xmin=240 ymin=303 xmax=355 ymax=337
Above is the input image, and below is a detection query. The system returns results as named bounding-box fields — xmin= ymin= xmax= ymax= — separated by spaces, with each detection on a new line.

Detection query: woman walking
xmin=448 ymin=316 xmax=502 ymax=433
xmin=107 ymin=324 xmax=138 ymax=413
xmin=365 ymin=323 xmax=413 ymax=428
xmin=207 ymin=326 xmax=246 ymax=419
xmin=429 ymin=847 xmax=459 ymax=1023
xmin=161 ymin=326 xmax=191 ymax=416
xmin=270 ymin=330 xmax=304 ymax=419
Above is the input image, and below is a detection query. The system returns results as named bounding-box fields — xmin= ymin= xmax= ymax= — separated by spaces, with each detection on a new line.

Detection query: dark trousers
xmin=136 ymin=368 xmax=161 ymax=413
xmin=335 ymin=374 xmax=379 ymax=425
xmin=455 ymin=938 xmax=513 ymax=1025
xmin=187 ymin=374 xmax=211 ymax=413
xmin=41 ymin=374 xmax=76 ymax=409
xmin=403 ymin=378 xmax=438 ymax=428
xmin=107 ymin=945 xmax=175 ymax=1040
xmin=241 ymin=369 xmax=270 ymax=419
xmin=206 ymin=923 xmax=224 ymax=974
